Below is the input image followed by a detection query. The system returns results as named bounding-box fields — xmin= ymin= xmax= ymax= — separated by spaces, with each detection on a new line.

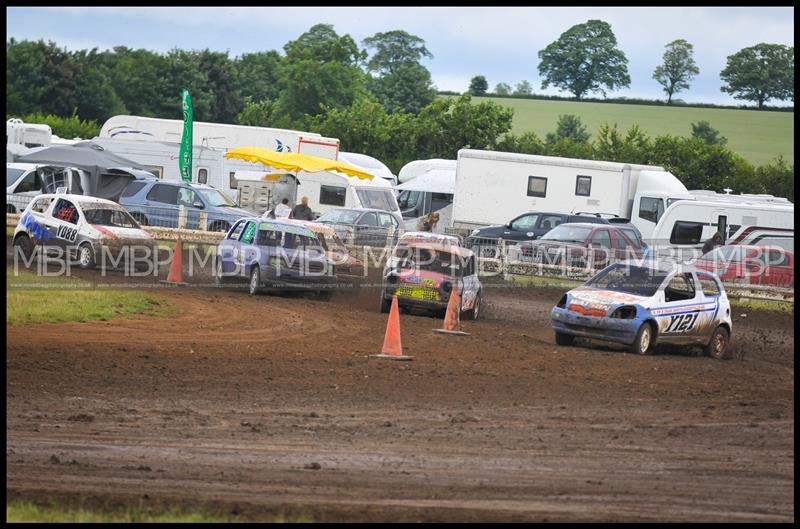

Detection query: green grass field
xmin=6 ymin=269 xmax=174 ymax=325
xmin=471 ymin=96 xmax=794 ymax=166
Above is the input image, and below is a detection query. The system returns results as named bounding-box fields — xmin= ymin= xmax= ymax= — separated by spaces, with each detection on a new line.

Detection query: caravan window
xmin=229 ymin=172 xmax=238 ymax=190
xmin=670 ymin=221 xmax=704 ymax=245
xmin=575 ymin=175 xmax=592 ymax=196
xmin=320 ymin=185 xmax=347 ymax=206
xmin=197 ymin=168 xmax=208 ymax=184
xmin=639 ymin=197 xmax=664 ymax=223
xmin=145 ymin=166 xmax=163 ymax=179
xmin=527 ymin=176 xmax=547 ymax=198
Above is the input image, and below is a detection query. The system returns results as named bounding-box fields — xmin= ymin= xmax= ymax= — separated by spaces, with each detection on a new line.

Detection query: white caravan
xmin=395 ymin=165 xmax=455 ymax=233
xmin=100 ymin=115 xmax=339 ymax=158
xmin=398 ymin=158 xmax=456 ymax=183
xmin=7 ymin=119 xmax=52 ymax=148
xmin=649 ymin=197 xmax=794 ymax=260
xmin=452 ymin=149 xmax=692 ymax=239
xmin=339 ymin=151 xmax=397 ymax=186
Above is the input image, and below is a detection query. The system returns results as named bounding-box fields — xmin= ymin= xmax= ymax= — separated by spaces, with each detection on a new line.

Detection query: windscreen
xmin=541 ymin=225 xmax=592 ymax=243
xmin=396 ymin=247 xmax=463 ymax=277
xmin=197 ymin=188 xmax=236 ymax=207
xmin=356 ymin=189 xmax=398 ymax=212
xmin=317 ymin=209 xmax=361 ymax=224
xmin=585 ymin=264 xmax=668 ymax=297
xmin=6 ymin=168 xmax=25 ymax=187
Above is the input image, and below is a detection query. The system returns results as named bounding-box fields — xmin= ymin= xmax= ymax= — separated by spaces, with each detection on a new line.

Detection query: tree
xmin=514 ymin=80 xmax=533 ymax=95
xmin=494 ymin=82 xmax=512 ymax=96
xmin=691 ymin=121 xmax=727 ymax=146
xmin=234 ymin=51 xmax=283 ymax=103
xmin=367 ymin=64 xmax=436 ymax=114
xmin=6 ymin=39 xmax=80 ymax=117
xmin=653 ymin=39 xmax=699 ymax=104
xmin=720 ymin=43 xmax=794 ymax=109
xmin=283 ymin=23 xmax=365 ymax=65
xmin=468 ymin=75 xmax=488 ymax=96
xmin=537 ymin=19 xmax=630 ymax=99
xmin=546 ymin=114 xmax=591 ymax=144
xmin=362 ymin=30 xmax=436 ymax=114
xmin=362 ymin=30 xmax=432 ymax=76
xmin=72 ymin=49 xmax=126 ymax=122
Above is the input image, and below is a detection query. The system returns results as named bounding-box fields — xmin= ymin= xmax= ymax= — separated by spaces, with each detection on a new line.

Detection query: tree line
xmin=5 ymin=23 xmax=793 ymax=201
xmin=468 ymin=20 xmax=794 ymax=109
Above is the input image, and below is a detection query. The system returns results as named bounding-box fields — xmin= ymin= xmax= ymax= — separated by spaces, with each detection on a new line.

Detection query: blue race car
xmin=550 ymin=261 xmax=733 ymax=359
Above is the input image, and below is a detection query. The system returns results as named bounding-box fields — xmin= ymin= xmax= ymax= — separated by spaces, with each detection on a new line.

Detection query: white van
xmin=395 ymin=167 xmax=455 ymax=232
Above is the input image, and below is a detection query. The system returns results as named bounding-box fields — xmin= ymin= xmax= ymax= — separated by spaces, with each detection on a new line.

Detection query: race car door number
xmin=664 ymin=313 xmax=698 ymax=333
xmin=57 ymin=224 xmax=78 ymax=242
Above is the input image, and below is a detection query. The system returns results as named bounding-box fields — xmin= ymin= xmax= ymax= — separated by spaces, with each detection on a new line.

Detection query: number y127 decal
xmin=665 ymin=313 xmax=698 ymax=333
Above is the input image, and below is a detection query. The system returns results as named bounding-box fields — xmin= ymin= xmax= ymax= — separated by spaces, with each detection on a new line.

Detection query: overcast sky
xmin=6 ymin=6 xmax=795 ymax=106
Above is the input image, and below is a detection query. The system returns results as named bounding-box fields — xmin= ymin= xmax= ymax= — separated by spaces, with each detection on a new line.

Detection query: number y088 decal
xmin=57 ymin=224 xmax=78 ymax=242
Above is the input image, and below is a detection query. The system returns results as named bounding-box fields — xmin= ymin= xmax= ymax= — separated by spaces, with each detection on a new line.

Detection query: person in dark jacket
xmin=290 ymin=196 xmax=314 ymax=220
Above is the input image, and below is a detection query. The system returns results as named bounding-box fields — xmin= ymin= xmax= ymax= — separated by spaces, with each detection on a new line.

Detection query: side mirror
xmin=192 ymin=200 xmax=205 ymax=209
xmin=506 ymin=222 xmax=512 ymax=229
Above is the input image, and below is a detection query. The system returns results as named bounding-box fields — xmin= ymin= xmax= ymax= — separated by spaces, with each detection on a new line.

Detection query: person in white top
xmin=272 ymin=198 xmax=292 ymax=218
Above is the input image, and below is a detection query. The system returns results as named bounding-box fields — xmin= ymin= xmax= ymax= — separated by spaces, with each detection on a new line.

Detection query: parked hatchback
xmin=316 ymin=207 xmax=404 ymax=247
xmin=465 ymin=211 xmax=611 ymax=247
xmin=119 ymin=180 xmax=250 ymax=232
xmin=520 ymin=222 xmax=646 ymax=268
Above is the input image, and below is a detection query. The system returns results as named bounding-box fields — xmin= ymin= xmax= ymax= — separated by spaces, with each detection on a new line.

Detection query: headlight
xmin=610 ymin=306 xmax=637 ymax=319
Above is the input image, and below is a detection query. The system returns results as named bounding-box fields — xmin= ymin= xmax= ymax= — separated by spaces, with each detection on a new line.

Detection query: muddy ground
xmin=5 ymin=252 xmax=795 ymax=522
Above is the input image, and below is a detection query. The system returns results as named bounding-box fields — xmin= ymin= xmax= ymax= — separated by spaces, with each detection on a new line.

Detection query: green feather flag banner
xmin=179 ymin=89 xmax=193 ymax=182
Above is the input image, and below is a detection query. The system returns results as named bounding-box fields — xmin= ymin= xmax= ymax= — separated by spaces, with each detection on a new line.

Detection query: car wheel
xmin=13 ymin=234 xmax=34 ymax=260
xmin=555 ymin=332 xmax=575 ymax=346
xmin=630 ymin=322 xmax=655 ymax=355
xmin=379 ymin=292 xmax=391 ymax=313
xmin=704 ymin=326 xmax=731 ymax=360
xmin=249 ymin=266 xmax=261 ymax=295
xmin=466 ymin=292 xmax=482 ymax=321
xmin=78 ymin=243 xmax=96 ymax=269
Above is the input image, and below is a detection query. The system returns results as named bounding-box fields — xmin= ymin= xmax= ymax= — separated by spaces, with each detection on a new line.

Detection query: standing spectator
xmin=274 ymin=198 xmax=292 ymax=218
xmin=290 ymin=196 xmax=314 ymax=220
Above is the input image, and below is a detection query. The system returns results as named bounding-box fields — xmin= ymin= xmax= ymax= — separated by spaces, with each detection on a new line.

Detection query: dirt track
xmin=6 ymin=267 xmax=795 ymax=522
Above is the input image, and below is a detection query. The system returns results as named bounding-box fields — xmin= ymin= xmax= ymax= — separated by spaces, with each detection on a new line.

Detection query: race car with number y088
xmin=12 ymin=193 xmax=156 ymax=270
xmin=550 ymin=261 xmax=733 ymax=359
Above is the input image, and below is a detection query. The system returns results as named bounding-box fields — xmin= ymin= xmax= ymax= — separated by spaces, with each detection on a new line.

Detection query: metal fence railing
xmin=6 ymin=194 xmax=34 ymax=214
xmin=121 ymin=204 xmax=244 ymax=233
xmin=315 ymin=222 xmax=401 ymax=248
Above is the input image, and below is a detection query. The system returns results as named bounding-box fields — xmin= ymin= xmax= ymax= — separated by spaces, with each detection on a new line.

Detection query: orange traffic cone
xmin=161 ymin=237 xmax=188 ymax=286
xmin=433 ymin=287 xmax=470 ymax=336
xmin=371 ymin=295 xmax=413 ymax=361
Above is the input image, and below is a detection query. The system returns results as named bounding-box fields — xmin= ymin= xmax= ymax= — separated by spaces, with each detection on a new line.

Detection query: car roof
xmin=30 ymin=193 xmax=119 ymax=208
xmin=617 ymin=259 xmax=707 ymax=276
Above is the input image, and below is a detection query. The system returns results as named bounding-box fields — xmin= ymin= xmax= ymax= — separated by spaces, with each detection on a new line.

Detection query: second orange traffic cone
xmin=433 ymin=287 xmax=470 ymax=336
xmin=161 ymin=237 xmax=188 ymax=286
xmin=371 ymin=295 xmax=413 ymax=361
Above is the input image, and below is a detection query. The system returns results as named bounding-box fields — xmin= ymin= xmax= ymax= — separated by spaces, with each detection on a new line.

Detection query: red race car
xmin=694 ymin=245 xmax=794 ymax=287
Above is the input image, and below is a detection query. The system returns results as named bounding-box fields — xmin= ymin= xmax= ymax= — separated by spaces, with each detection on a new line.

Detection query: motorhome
xmin=398 ymin=158 xmax=456 ymax=183
xmin=452 ymin=149 xmax=692 ymax=240
xmin=233 ymin=168 xmax=400 ymax=219
xmin=99 ymin=115 xmax=340 ymax=159
xmin=649 ymin=197 xmax=794 ymax=259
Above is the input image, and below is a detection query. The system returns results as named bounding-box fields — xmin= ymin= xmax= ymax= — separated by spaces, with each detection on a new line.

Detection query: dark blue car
xmin=119 ymin=180 xmax=251 ymax=232
xmin=216 ymin=217 xmax=337 ymax=297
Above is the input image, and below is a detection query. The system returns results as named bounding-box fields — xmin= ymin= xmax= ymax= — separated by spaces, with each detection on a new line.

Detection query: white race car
xmin=12 ymin=193 xmax=156 ymax=270
xmin=551 ymin=261 xmax=733 ymax=359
